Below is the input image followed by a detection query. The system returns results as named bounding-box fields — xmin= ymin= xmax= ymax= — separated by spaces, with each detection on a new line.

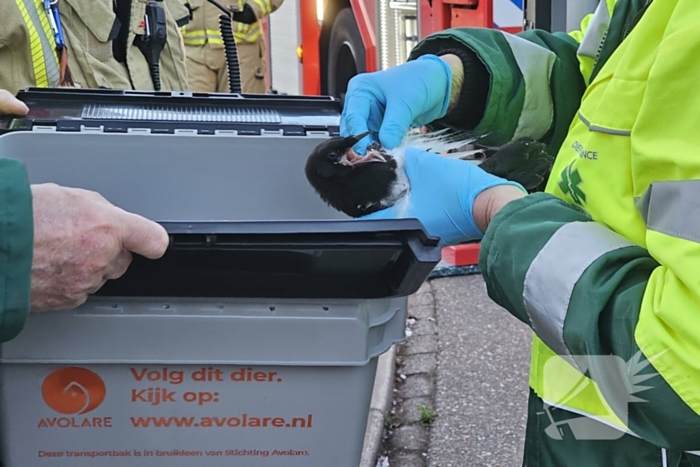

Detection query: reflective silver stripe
xmin=636 ymin=180 xmax=700 ymax=243
xmin=577 ymin=112 xmax=631 ymax=136
xmin=634 ymin=194 xmax=649 ymax=224
xmin=542 ymin=396 xmax=638 ymax=437
xmin=661 ymin=448 xmax=668 ymax=467
xmin=577 ymin=0 xmax=612 ymax=62
xmin=523 ymin=222 xmax=635 ymax=358
xmin=501 ymin=32 xmax=556 ymax=141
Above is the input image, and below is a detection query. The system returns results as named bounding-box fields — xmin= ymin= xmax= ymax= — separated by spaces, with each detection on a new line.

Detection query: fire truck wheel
xmin=327 ymin=7 xmax=366 ymax=105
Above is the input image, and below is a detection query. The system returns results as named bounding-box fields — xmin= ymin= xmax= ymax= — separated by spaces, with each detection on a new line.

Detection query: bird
xmin=304 ymin=129 xmax=554 ymax=218
xmin=473 ymin=136 xmax=554 ymax=193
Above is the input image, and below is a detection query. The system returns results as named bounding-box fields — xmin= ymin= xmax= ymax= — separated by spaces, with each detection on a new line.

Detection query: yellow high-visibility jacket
xmin=412 ymin=0 xmax=700 ymax=464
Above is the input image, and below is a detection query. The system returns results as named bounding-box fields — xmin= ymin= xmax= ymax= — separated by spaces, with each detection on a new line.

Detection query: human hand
xmin=340 ymin=55 xmax=453 ymax=152
xmin=30 ymin=184 xmax=169 ymax=312
xmin=0 ymin=89 xmax=29 ymax=116
xmin=360 ymin=148 xmax=526 ymax=245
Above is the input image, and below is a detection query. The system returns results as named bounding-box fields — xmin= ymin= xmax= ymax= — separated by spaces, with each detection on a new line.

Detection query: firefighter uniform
xmin=0 ymin=0 xmax=190 ymax=95
xmin=406 ymin=0 xmax=700 ymax=465
xmin=180 ymin=0 xmax=283 ymax=93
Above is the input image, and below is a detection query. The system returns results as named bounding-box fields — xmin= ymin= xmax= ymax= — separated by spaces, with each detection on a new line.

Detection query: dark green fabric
xmin=409 ymin=28 xmax=585 ymax=156
xmin=565 ymin=241 xmax=700 ymax=451
xmin=0 ymin=159 xmax=33 ymax=342
xmin=515 ymin=29 xmax=586 ymax=156
xmin=523 ymin=389 xmax=700 ymax=467
xmin=409 ymin=30 xmax=526 ymax=147
xmin=481 ymin=193 xmax=700 ymax=455
xmin=478 ymin=192 xmax=591 ymax=326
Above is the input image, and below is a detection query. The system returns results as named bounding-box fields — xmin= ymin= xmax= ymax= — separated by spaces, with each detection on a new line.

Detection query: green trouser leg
xmin=522 ymin=389 xmax=700 ymax=467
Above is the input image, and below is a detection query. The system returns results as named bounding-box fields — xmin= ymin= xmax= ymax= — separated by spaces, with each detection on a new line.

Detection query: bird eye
xmin=327 ymin=150 xmax=340 ymax=160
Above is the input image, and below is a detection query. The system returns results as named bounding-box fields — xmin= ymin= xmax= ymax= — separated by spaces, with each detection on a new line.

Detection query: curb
xmin=359 ymin=344 xmax=397 ymax=467
xmin=374 ymin=281 xmax=437 ymax=466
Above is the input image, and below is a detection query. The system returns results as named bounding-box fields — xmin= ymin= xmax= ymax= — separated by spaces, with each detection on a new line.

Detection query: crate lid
xmin=1 ymin=225 xmax=425 ymax=366
xmin=97 ymin=219 xmax=441 ymax=300
xmin=0 ymin=88 xmax=341 ymax=137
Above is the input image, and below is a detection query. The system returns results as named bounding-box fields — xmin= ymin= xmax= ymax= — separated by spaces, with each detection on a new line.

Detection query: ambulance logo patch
xmin=559 ymin=162 xmax=586 ymax=205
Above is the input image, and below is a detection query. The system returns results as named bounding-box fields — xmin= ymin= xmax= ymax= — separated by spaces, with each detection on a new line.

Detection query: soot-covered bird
xmin=304 ymin=130 xmax=554 ymax=218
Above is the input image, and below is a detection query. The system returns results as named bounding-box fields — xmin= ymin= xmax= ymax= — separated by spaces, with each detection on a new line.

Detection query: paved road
xmin=427 ymin=275 xmax=532 ymax=467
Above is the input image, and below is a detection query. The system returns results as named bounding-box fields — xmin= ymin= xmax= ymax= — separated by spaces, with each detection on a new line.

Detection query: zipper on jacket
xmin=590 ymin=0 xmax=652 ymax=82
xmin=622 ymin=0 xmax=653 ymax=40
xmin=594 ymin=30 xmax=609 ymax=64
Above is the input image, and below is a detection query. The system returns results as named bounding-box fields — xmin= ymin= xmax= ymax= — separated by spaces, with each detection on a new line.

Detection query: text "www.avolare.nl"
xmin=130 ymin=414 xmax=313 ymax=429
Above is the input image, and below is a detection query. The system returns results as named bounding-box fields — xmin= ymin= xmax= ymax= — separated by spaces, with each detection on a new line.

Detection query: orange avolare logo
xmin=41 ymin=367 xmax=106 ymax=415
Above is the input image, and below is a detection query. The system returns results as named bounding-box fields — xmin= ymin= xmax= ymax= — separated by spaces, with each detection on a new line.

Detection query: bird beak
xmin=339 ymin=149 xmax=386 ymax=166
xmin=337 ymin=131 xmax=385 ymax=166
xmin=345 ymin=131 xmax=372 ymax=146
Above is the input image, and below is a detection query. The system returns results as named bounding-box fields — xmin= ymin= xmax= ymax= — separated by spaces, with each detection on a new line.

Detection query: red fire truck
xmin=267 ymin=0 xmax=598 ymax=99
xmin=295 ymin=0 xmax=523 ymax=99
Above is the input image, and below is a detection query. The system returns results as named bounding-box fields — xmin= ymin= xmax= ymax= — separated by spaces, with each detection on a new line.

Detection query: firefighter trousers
xmin=185 ymin=40 xmax=266 ymax=94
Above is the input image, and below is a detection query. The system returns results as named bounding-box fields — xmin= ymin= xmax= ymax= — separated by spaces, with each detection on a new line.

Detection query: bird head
xmin=309 ymin=132 xmax=387 ymax=174
xmin=305 ymin=131 xmax=398 ymax=217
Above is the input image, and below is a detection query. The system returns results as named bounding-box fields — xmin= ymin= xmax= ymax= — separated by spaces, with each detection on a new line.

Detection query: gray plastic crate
xmin=0 ymin=130 xmax=441 ymax=467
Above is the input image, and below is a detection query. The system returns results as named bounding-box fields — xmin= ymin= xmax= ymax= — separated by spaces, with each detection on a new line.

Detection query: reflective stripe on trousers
xmin=183 ymin=23 xmax=262 ymax=46
xmin=14 ymin=0 xmax=60 ymax=87
xmin=181 ymin=28 xmax=224 ymax=46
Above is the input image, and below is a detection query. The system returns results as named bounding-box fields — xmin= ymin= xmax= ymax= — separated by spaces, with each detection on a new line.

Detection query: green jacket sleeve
xmin=407 ymin=1 xmax=652 ymax=155
xmin=409 ymin=28 xmax=587 ymax=156
xmin=479 ymin=193 xmax=700 ymax=450
xmin=0 ymin=159 xmax=33 ymax=342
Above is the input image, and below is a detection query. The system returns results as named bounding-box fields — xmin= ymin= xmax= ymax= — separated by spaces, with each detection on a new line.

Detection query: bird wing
xmin=477 ymin=137 xmax=555 ymax=192
xmin=398 ymin=131 xmax=554 ymax=193
xmin=399 ymin=128 xmax=484 ymax=157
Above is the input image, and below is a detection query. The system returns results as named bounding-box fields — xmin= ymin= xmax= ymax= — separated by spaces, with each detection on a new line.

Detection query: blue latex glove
xmin=360 ymin=148 xmax=526 ymax=246
xmin=340 ymin=55 xmax=452 ymax=153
